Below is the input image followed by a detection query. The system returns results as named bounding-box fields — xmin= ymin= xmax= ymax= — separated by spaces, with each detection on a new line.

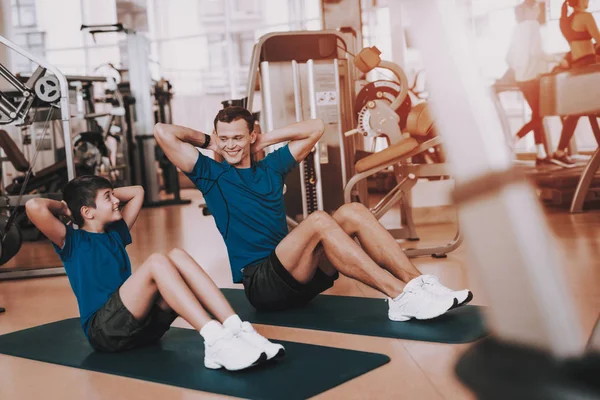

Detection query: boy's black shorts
xmin=88 ymin=289 xmax=178 ymax=353
xmin=242 ymin=250 xmax=339 ymax=311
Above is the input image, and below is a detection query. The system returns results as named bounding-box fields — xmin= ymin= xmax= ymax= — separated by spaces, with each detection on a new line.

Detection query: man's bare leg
xmin=275 ymin=211 xmax=404 ymax=298
xmin=332 ymin=203 xmax=421 ymax=283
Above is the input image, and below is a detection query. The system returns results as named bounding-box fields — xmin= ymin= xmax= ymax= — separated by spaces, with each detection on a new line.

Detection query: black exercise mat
xmin=0 ymin=318 xmax=389 ymax=400
xmin=223 ymin=289 xmax=487 ymax=344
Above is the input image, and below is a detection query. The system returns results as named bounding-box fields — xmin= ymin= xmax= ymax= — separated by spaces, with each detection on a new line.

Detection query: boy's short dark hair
xmin=63 ymin=175 xmax=113 ymax=226
xmin=213 ymin=106 xmax=254 ymax=133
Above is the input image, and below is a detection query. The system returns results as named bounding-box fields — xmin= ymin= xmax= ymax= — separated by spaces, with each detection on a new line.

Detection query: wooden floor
xmin=1 ymin=189 xmax=599 ymax=399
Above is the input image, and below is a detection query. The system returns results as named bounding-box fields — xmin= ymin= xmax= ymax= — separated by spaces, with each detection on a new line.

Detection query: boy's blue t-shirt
xmin=185 ymin=145 xmax=298 ymax=283
xmin=53 ymin=219 xmax=132 ymax=338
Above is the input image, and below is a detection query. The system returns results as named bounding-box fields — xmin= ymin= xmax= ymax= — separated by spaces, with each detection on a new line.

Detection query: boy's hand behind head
xmin=61 ymin=200 xmax=72 ymax=219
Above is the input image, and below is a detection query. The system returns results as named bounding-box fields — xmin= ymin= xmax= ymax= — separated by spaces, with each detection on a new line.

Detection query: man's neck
xmin=231 ymin=155 xmax=252 ymax=169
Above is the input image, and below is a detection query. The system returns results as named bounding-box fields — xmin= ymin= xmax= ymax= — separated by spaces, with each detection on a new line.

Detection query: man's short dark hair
xmin=63 ymin=175 xmax=113 ymax=226
xmin=214 ymin=106 xmax=254 ymax=133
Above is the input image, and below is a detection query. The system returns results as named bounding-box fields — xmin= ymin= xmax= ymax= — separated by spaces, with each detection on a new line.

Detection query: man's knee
xmin=333 ymin=202 xmax=370 ymax=226
xmin=305 ymin=210 xmax=338 ymax=231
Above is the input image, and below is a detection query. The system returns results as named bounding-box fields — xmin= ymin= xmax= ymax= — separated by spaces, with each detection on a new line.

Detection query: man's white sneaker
xmin=204 ymin=329 xmax=267 ymax=371
xmin=420 ymin=275 xmax=473 ymax=307
xmin=237 ymin=321 xmax=285 ymax=360
xmin=388 ymin=277 xmax=456 ymax=321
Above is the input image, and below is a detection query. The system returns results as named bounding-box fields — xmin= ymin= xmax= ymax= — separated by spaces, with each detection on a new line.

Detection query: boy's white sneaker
xmin=204 ymin=329 xmax=266 ymax=371
xmin=237 ymin=321 xmax=285 ymax=360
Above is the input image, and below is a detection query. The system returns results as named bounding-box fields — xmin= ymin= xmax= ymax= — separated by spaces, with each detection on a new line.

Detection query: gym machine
xmin=246 ymin=31 xmax=357 ymax=225
xmin=246 ymin=31 xmax=460 ymax=257
xmin=539 ymin=64 xmax=600 ymax=212
xmin=343 ymin=46 xmax=460 ymax=258
xmin=404 ymin=1 xmax=599 ymax=398
xmin=493 ymin=66 xmax=600 ymax=212
xmin=0 ymin=33 xmax=74 ymax=280
xmin=81 ymin=24 xmax=190 ymax=207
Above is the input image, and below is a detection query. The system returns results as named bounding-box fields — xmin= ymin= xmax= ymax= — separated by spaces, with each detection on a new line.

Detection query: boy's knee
xmin=147 ymin=253 xmax=172 ymax=270
xmin=168 ymin=248 xmax=187 ymax=259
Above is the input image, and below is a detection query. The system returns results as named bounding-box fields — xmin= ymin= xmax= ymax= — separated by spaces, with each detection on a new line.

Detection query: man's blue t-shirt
xmin=185 ymin=145 xmax=298 ymax=283
xmin=53 ymin=219 xmax=132 ymax=338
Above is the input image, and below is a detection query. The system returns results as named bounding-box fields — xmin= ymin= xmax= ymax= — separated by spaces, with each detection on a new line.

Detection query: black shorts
xmin=87 ymin=289 xmax=178 ymax=353
xmin=242 ymin=250 xmax=339 ymax=311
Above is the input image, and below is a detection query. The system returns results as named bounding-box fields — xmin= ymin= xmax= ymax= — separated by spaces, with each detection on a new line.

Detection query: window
xmin=11 ymin=0 xmax=37 ymax=28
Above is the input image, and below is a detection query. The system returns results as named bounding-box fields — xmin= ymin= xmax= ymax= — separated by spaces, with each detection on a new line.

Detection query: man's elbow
xmin=154 ymin=123 xmax=171 ymax=144
xmin=134 ymin=185 xmax=145 ymax=197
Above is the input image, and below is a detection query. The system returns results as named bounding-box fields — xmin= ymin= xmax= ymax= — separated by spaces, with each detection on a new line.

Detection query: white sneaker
xmin=204 ymin=329 xmax=267 ymax=371
xmin=388 ymin=277 xmax=456 ymax=321
xmin=420 ymin=275 xmax=473 ymax=307
xmin=237 ymin=322 xmax=285 ymax=360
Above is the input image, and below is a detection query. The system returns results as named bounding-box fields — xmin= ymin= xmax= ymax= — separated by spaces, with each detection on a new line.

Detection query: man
xmin=154 ymin=106 xmax=472 ymax=321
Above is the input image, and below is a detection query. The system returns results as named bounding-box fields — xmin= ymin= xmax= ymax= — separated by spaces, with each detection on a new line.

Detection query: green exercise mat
xmin=0 ymin=318 xmax=389 ymax=400
xmin=223 ymin=289 xmax=487 ymax=344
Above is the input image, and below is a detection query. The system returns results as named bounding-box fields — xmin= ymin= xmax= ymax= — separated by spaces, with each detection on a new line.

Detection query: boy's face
xmin=216 ymin=119 xmax=256 ymax=167
xmin=84 ymin=188 xmax=122 ymax=225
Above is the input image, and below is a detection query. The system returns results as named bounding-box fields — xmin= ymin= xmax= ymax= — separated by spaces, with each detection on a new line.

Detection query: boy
xmin=26 ymin=175 xmax=284 ymax=371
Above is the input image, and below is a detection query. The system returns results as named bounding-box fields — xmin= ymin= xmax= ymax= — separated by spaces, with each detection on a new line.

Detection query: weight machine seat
xmin=0 ymin=130 xmax=30 ymax=172
xmin=355 ymin=137 xmax=419 ymax=173
xmin=5 ymin=159 xmax=67 ymax=195
xmin=405 ymin=102 xmax=434 ymax=137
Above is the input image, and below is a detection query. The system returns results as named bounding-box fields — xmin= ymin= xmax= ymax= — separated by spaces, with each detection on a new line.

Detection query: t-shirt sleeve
xmin=260 ymin=144 xmax=298 ymax=176
xmin=52 ymin=223 xmax=77 ymax=260
xmin=184 ymin=150 xmax=223 ymax=193
xmin=106 ymin=218 xmax=132 ymax=247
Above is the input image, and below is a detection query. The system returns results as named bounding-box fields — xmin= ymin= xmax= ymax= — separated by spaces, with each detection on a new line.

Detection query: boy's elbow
xmin=135 ymin=185 xmax=145 ymax=196
xmin=25 ymin=198 xmax=41 ymax=214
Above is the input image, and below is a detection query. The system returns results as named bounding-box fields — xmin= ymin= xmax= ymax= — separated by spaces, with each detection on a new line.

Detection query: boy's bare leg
xmin=119 ymin=253 xmax=212 ymax=331
xmin=275 ymin=211 xmax=404 ymax=298
xmin=332 ymin=203 xmax=422 ymax=282
xmin=166 ymin=248 xmax=236 ymax=322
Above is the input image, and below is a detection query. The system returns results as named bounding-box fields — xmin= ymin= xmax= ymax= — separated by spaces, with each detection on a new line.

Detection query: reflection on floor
xmin=1 ymin=189 xmax=599 ymax=399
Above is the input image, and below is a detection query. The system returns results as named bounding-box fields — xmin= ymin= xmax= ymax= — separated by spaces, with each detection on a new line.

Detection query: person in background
xmin=507 ymin=0 xmax=570 ymax=167
xmin=553 ymin=0 xmax=600 ymax=166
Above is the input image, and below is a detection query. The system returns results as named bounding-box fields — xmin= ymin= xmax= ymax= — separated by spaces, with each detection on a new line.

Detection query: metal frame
xmin=0 ymin=34 xmax=74 ymax=280
xmin=344 ymin=136 xmax=462 ymax=257
xmin=246 ymin=30 xmax=352 ymax=113
xmin=0 ymin=35 xmax=74 ymax=180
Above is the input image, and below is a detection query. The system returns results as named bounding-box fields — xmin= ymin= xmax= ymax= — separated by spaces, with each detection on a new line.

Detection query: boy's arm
xmin=251 ymin=119 xmax=325 ymax=163
xmin=113 ymin=185 xmax=144 ymax=229
xmin=154 ymin=123 xmax=219 ymax=173
xmin=25 ymin=199 xmax=70 ymax=248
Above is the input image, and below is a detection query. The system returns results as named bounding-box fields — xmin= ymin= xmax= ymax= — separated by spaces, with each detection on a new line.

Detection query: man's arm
xmin=25 ymin=199 xmax=70 ymax=248
xmin=252 ymin=119 xmax=325 ymax=163
xmin=113 ymin=185 xmax=144 ymax=229
xmin=154 ymin=123 xmax=219 ymax=173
